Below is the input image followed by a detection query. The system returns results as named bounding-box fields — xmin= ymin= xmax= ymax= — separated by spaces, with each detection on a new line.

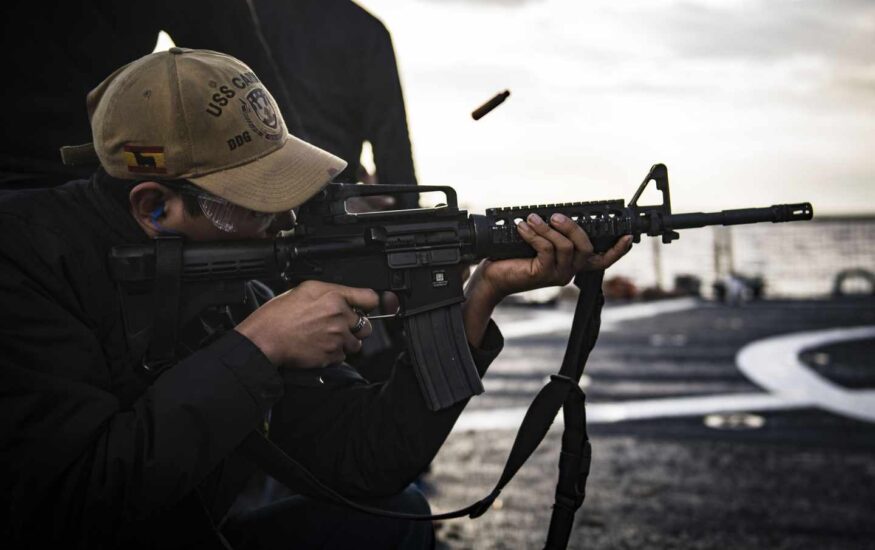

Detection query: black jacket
xmin=0 ymin=173 xmax=502 ymax=548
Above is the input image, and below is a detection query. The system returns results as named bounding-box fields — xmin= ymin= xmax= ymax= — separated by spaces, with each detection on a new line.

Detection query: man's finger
xmin=526 ymin=214 xmax=573 ymax=274
xmin=334 ymin=286 xmax=381 ymax=311
xmin=298 ymin=281 xmax=379 ymax=304
xmin=548 ymin=213 xmax=593 ymax=255
xmin=345 ymin=309 xmax=373 ymax=339
xmin=342 ymin=331 xmax=364 ymax=355
xmin=517 ymin=219 xmax=555 ymax=266
xmin=525 ymin=213 xmax=570 ymax=271
xmin=296 ymin=280 xmax=350 ymax=299
xmin=380 ymin=291 xmax=400 ymax=315
xmin=548 ymin=213 xmax=592 ymax=273
xmin=590 ymin=235 xmax=633 ymax=270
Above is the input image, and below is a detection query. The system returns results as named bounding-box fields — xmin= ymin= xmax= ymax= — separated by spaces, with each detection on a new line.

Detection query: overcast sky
xmin=355 ymin=0 xmax=874 ymax=215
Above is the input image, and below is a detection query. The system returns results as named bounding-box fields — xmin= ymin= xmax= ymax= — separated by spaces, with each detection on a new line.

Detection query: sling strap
xmin=239 ymin=270 xmax=605 ymax=549
xmin=545 ymin=270 xmax=603 ymax=549
xmin=143 ymin=237 xmax=183 ymax=374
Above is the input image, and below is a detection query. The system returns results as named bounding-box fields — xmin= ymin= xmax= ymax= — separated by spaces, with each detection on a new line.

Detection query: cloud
xmin=585 ymin=0 xmax=875 ymax=104
xmin=662 ymin=0 xmax=874 ymax=63
xmin=357 ymin=0 xmax=874 ymax=214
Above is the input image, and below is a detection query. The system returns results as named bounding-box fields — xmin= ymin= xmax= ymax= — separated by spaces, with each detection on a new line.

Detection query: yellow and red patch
xmin=123 ymin=145 xmax=166 ymax=174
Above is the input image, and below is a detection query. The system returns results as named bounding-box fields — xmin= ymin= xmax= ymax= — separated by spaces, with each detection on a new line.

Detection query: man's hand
xmin=463 ymin=213 xmax=632 ymax=346
xmin=235 ymin=280 xmax=379 ymax=368
xmin=480 ymin=213 xmax=631 ymax=299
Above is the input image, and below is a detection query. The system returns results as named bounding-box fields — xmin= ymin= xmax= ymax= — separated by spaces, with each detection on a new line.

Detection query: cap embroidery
xmin=124 ymin=145 xmax=167 ymax=174
xmin=241 ymin=87 xmax=283 ymax=142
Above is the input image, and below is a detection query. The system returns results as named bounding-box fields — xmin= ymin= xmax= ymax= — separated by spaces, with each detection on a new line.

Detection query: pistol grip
xmin=404 ymin=303 xmax=484 ymax=411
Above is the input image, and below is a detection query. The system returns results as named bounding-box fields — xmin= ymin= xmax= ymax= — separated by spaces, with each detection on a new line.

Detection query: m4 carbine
xmin=109 ymin=164 xmax=813 ymax=411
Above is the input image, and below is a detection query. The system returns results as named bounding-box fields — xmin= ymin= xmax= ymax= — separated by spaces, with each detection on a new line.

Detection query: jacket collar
xmin=86 ymin=169 xmax=151 ymax=245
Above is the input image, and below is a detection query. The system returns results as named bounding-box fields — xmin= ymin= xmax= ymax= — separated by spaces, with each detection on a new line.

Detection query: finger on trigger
xmin=339 ymin=286 xmax=380 ymax=312
xmin=380 ymin=291 xmax=400 ymax=315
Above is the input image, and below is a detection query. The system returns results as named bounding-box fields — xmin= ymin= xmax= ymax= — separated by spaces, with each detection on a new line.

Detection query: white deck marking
xmin=454 ymin=393 xmax=807 ymax=431
xmin=736 ymin=326 xmax=875 ymax=423
xmin=453 ymin=318 xmax=875 ymax=432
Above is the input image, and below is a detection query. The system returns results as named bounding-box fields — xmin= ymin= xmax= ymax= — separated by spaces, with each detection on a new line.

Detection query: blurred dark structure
xmin=673 ymin=274 xmax=702 ymax=297
xmin=1 ymin=1 xmax=269 ymax=188
xmin=712 ymin=272 xmax=765 ymax=304
xmin=604 ymin=276 xmax=638 ymax=301
xmin=255 ymin=0 xmax=419 ymax=208
xmin=832 ymin=268 xmax=875 ymax=298
xmin=1 ymin=0 xmax=419 ymax=207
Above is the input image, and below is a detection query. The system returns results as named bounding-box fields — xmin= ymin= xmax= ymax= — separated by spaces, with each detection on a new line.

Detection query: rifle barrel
xmin=663 ymin=202 xmax=813 ymax=230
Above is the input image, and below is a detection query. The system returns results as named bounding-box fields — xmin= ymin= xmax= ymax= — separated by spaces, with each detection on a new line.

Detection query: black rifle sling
xmin=544 ymin=270 xmax=603 ymax=549
xmin=143 ymin=237 xmax=183 ymax=373
xmin=239 ymin=269 xmax=604 ymax=547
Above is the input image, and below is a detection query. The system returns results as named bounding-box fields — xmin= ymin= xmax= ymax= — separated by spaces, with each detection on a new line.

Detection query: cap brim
xmin=188 ymin=133 xmax=347 ymax=213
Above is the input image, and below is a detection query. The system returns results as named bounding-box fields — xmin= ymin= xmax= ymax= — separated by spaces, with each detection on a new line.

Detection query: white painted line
xmin=585 ymin=392 xmax=807 ymax=423
xmin=600 ymin=298 xmax=701 ymax=331
xmin=498 ymin=297 xmax=700 ymax=339
xmin=453 ymin=393 xmax=807 ymax=432
xmin=453 ymin=325 xmax=875 ymax=432
xmin=736 ymin=326 xmax=875 ymax=423
xmin=498 ymin=310 xmax=577 ymax=340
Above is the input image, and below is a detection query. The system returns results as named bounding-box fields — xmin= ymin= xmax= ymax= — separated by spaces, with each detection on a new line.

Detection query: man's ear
xmin=129 ymin=181 xmax=174 ymax=235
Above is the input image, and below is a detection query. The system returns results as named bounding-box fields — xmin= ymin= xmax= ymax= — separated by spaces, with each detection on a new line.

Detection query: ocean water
xmin=605 ymin=218 xmax=875 ymax=298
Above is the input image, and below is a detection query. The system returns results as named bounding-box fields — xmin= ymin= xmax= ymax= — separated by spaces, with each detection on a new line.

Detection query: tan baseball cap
xmin=81 ymin=47 xmax=346 ymax=213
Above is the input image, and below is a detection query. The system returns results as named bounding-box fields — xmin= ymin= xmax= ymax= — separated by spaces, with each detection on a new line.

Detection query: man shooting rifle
xmin=0 ymin=48 xmax=631 ymax=548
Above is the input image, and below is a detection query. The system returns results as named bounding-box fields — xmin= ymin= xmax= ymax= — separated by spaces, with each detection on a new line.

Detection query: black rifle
xmin=110 ymin=163 xmax=812 ymax=411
